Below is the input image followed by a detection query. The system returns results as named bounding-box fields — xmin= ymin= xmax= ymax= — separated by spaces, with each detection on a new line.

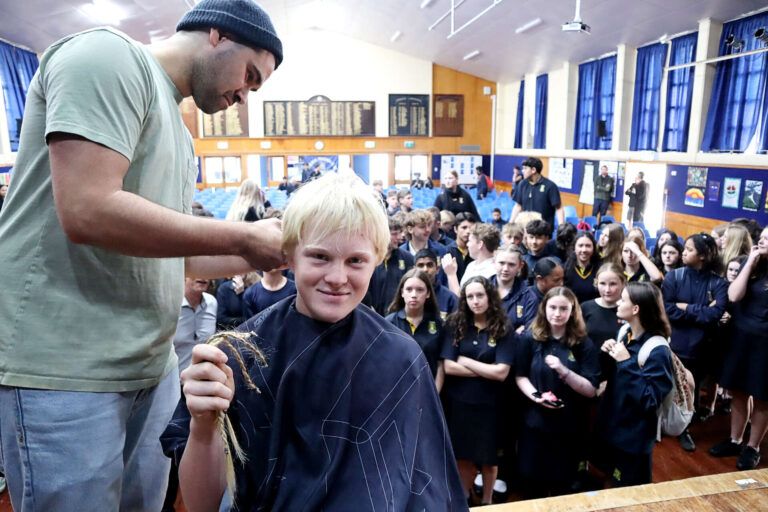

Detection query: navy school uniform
xmin=522 ymin=251 xmax=561 ymax=283
xmin=581 ymin=300 xmax=623 ymax=348
xmin=511 ymin=177 xmax=562 ymax=229
xmin=491 ymin=274 xmax=526 ymax=319
xmin=515 ymin=333 xmax=600 ymax=485
xmin=661 ymin=266 xmax=728 ymax=361
xmin=216 ymin=278 xmax=246 ymax=330
xmin=720 ymin=273 xmax=768 ymax=401
xmin=161 ymin=298 xmax=467 ymax=511
xmin=624 ymin=267 xmax=651 ymax=284
xmin=434 ymin=282 xmax=459 ymax=319
xmin=520 ymin=285 xmax=545 ymax=330
xmin=438 ymin=232 xmax=458 ymax=248
xmin=594 ymin=331 xmax=674 ymax=486
xmin=400 ymin=239 xmax=449 ymax=259
xmin=440 ymin=326 xmax=516 ymax=465
xmin=385 ymin=310 xmax=445 ymax=377
xmin=242 ymin=279 xmax=297 ymax=319
xmin=363 ymin=248 xmax=414 ymax=316
xmin=564 ymin=263 xmax=600 ymax=304
xmin=447 ymin=245 xmax=473 ymax=284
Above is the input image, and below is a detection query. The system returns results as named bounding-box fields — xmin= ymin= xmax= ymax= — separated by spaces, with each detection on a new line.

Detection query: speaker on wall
xmin=597 ymin=120 xmax=607 ymax=138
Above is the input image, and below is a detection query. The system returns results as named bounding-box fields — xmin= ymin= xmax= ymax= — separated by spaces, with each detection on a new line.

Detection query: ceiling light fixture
xmin=81 ymin=0 xmax=128 ymax=26
xmin=420 ymin=0 xmax=434 ymax=8
xmin=463 ymin=50 xmax=480 ymax=60
xmin=390 ymin=30 xmax=402 ymax=42
xmin=515 ymin=17 xmax=542 ymax=34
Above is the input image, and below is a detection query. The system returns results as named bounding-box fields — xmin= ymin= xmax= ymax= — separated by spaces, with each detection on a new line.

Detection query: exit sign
xmin=404 ymin=141 xmax=415 ymax=148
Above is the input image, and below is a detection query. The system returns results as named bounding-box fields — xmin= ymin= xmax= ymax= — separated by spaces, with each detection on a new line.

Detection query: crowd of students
xmin=344 ymin=176 xmax=768 ymax=505
xmin=174 ymin=171 xmax=767 ymax=509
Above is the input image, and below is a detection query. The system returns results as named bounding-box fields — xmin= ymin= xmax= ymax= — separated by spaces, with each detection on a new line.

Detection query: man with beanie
xmin=0 ymin=1 xmax=284 ymax=510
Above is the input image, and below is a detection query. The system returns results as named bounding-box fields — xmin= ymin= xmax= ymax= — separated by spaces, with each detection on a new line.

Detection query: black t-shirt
xmin=512 ymin=176 xmax=561 ymax=228
xmin=441 ymin=325 xmax=515 ymax=406
xmin=581 ymin=299 xmax=623 ymax=347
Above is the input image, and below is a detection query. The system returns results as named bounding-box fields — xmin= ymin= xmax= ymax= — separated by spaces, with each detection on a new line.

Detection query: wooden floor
xmin=0 ymin=408 xmax=764 ymax=511
xmin=484 ymin=470 xmax=768 ymax=511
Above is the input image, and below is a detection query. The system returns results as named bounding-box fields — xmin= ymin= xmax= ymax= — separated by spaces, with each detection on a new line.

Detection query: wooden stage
xmin=479 ymin=469 xmax=768 ymax=511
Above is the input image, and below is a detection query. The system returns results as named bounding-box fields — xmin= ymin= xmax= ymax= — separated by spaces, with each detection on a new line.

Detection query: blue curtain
xmin=630 ymin=43 xmax=668 ymax=151
xmin=574 ymin=55 xmax=616 ymax=149
xmin=597 ymin=56 xmax=616 ymax=150
xmin=702 ymin=11 xmax=768 ymax=152
xmin=514 ymin=80 xmax=524 ymax=148
xmin=662 ymin=33 xmax=697 ymax=152
xmin=534 ymin=74 xmax=548 ymax=149
xmin=0 ymin=42 xmax=39 ymax=152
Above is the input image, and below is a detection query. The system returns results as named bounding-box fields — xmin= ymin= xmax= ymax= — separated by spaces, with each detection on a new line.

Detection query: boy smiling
xmin=162 ymin=173 xmax=466 ymax=511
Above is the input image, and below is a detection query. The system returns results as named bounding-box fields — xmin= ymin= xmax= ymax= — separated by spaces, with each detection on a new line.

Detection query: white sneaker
xmin=0 ymin=476 xmax=6 ymax=494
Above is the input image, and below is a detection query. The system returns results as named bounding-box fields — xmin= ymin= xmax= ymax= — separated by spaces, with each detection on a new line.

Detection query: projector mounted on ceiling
xmin=562 ymin=0 xmax=590 ymax=34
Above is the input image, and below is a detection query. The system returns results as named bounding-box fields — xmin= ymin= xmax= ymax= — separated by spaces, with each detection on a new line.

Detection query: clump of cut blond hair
xmin=282 ymin=173 xmax=390 ymax=264
xmin=205 ymin=331 xmax=268 ymax=507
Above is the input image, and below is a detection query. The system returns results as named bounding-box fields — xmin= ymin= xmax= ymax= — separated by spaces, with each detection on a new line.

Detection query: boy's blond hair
xmin=502 ymin=222 xmax=523 ymax=240
xmin=282 ymin=173 xmax=390 ymax=264
xmin=514 ymin=210 xmax=543 ymax=230
xmin=405 ymin=209 xmax=435 ymax=229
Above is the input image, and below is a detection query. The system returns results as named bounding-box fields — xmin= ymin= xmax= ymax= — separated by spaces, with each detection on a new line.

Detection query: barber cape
xmin=161 ymin=297 xmax=466 ymax=511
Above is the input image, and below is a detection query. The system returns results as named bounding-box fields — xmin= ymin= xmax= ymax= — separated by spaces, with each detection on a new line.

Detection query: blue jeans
xmin=592 ymin=198 xmax=610 ymax=217
xmin=0 ymin=367 xmax=179 ymax=512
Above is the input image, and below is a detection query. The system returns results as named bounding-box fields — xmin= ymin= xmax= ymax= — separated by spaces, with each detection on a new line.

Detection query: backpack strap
xmin=638 ymin=336 xmax=670 ymax=368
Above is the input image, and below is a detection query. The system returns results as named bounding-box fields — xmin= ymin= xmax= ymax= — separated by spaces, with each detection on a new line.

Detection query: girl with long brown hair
xmin=515 ymin=287 xmax=600 ymax=497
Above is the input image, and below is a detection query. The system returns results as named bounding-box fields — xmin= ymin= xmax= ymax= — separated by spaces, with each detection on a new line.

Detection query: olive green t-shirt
xmin=0 ymin=29 xmax=197 ymax=392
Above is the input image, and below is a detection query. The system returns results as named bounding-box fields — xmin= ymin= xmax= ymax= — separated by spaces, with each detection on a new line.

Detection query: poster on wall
xmin=577 ymin=160 xmax=598 ymax=205
xmin=686 ymin=167 xmax=708 ymax=188
xmin=684 ymin=188 xmax=705 ymax=208
xmin=440 ymin=155 xmax=482 ymax=186
xmin=722 ymin=177 xmax=741 ymax=209
xmin=743 ymin=180 xmax=763 ymax=212
xmin=708 ymin=181 xmax=720 ymax=202
xmin=548 ymin=158 xmax=574 ymax=190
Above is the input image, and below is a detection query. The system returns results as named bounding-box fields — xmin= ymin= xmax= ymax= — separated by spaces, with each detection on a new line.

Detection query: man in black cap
xmin=0 ymin=1 xmax=284 ymax=510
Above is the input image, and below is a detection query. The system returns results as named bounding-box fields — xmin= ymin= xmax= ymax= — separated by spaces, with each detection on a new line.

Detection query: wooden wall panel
xmin=432 ymin=64 xmax=494 ymax=152
xmin=665 ymin=211 xmax=725 ymax=239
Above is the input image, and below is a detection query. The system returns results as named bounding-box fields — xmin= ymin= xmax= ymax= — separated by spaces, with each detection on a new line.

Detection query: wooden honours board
xmin=264 ymin=95 xmax=375 ymax=136
xmin=389 ymin=94 xmax=429 ymax=136
xmin=433 ymin=94 xmax=464 ymax=137
xmin=201 ymin=102 xmax=249 ymax=137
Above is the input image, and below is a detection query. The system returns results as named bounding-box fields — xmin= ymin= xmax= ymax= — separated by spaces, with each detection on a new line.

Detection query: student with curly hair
xmin=441 ymin=276 xmax=515 ymax=506
xmin=662 ymin=233 xmax=728 ymax=452
xmin=564 ymin=232 xmax=601 ymax=303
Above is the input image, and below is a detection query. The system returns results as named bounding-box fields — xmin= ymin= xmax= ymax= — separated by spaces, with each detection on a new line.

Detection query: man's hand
xmin=241 ymin=218 xmax=285 ymax=271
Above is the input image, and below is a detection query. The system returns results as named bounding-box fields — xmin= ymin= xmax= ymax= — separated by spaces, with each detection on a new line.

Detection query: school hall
xmin=0 ymin=0 xmax=768 ymax=511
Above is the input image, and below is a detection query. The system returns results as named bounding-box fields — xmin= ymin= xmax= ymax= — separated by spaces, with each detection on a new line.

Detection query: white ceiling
xmin=1 ymin=0 xmax=766 ymax=82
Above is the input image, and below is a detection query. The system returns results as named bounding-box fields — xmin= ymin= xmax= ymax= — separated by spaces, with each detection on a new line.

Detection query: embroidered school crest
xmin=398 ymin=259 xmax=406 ymax=270
xmin=428 ymin=321 xmax=437 ymax=334
xmin=516 ymin=305 xmax=524 ymax=318
xmin=488 ymin=338 xmax=497 ymax=347
xmin=568 ymin=350 xmax=576 ymax=362
xmin=539 ymin=184 xmax=545 ymax=192
xmin=459 ymin=197 xmax=464 ymax=203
